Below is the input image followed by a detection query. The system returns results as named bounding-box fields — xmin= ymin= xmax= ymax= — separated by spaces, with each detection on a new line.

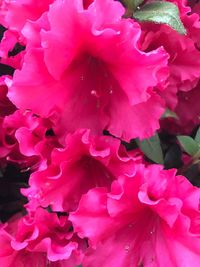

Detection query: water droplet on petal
xmin=150 ymin=228 xmax=155 ymax=235
xmin=91 ymin=90 xmax=97 ymax=96
xmin=28 ymin=192 xmax=33 ymax=199
xmin=109 ymin=88 xmax=113 ymax=94
xmin=91 ymin=90 xmax=101 ymax=98
xmin=28 ymin=190 xmax=43 ymax=200
xmin=124 ymin=245 xmax=130 ymax=253
xmin=80 ymin=75 xmax=84 ymax=81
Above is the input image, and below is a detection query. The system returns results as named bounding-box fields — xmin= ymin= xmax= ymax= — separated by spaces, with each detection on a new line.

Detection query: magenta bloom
xmin=0 ymin=109 xmax=57 ymax=171
xmin=70 ymin=164 xmax=200 ymax=267
xmin=23 ymin=129 xmax=138 ymax=212
xmin=0 ymin=208 xmax=85 ymax=267
xmin=9 ymin=0 xmax=168 ymax=141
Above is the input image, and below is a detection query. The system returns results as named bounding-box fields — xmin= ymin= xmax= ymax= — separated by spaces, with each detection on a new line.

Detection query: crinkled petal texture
xmin=0 ymin=208 xmax=85 ymax=267
xmin=0 ymin=0 xmax=53 ymax=33
xmin=22 ymin=129 xmax=138 ymax=211
xmin=70 ymin=164 xmax=200 ymax=267
xmin=9 ymin=0 xmax=168 ymax=141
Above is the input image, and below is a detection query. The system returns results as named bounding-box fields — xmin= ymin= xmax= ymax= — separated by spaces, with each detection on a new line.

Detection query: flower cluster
xmin=0 ymin=0 xmax=200 ymax=266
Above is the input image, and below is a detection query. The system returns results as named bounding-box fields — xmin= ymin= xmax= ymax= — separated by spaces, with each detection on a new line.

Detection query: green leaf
xmin=177 ymin=136 xmax=199 ymax=156
xmin=161 ymin=108 xmax=179 ymax=120
xmin=136 ymin=133 xmax=164 ymax=164
xmin=133 ymin=1 xmax=186 ymax=35
xmin=195 ymin=126 xmax=200 ymax=144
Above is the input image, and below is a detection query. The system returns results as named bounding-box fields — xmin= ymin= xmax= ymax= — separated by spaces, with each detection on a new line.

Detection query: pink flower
xmin=0 ymin=109 xmax=57 ymax=171
xmin=0 ymin=208 xmax=85 ymax=267
xmin=141 ymin=21 xmax=200 ymax=110
xmin=9 ymin=0 xmax=168 ymax=141
xmin=70 ymin=164 xmax=200 ymax=267
xmin=22 ymin=129 xmax=138 ymax=212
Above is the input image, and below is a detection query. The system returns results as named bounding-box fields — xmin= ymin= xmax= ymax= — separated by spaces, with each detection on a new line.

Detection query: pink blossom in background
xmin=0 ymin=207 xmax=85 ymax=267
xmin=139 ymin=2 xmax=200 ymax=133
xmin=70 ymin=164 xmax=200 ymax=267
xmin=8 ymin=0 xmax=169 ymax=141
xmin=169 ymin=0 xmax=190 ymax=15
xmin=178 ymin=0 xmax=200 ymax=48
xmin=140 ymin=22 xmax=200 ymax=110
xmin=161 ymin=80 xmax=200 ymax=134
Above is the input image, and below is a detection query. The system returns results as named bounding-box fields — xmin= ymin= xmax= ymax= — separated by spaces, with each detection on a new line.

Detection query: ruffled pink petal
xmin=0 ymin=208 xmax=84 ymax=267
xmin=70 ymin=164 xmax=200 ymax=266
xmin=0 ymin=0 xmax=53 ymax=33
xmin=23 ymin=129 xmax=137 ymax=211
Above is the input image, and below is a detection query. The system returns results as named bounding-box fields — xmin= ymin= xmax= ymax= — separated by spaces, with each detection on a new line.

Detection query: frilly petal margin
xmin=22 ymin=129 xmax=140 ymax=212
xmin=69 ymin=164 xmax=200 ymax=267
xmin=0 ymin=207 xmax=85 ymax=267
